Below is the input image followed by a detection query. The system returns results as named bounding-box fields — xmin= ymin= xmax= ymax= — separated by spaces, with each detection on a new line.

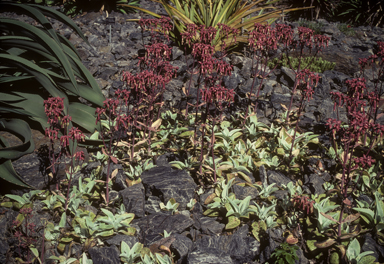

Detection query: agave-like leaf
xmin=0 ymin=3 xmax=105 ymax=188
xmin=28 ymin=4 xmax=90 ymax=45
xmin=0 ymin=18 xmax=79 ymax=93
xmin=0 ymin=2 xmax=63 ymax=46
xmin=0 ymin=53 xmax=69 ymax=106
xmin=0 ymin=119 xmax=34 ymax=188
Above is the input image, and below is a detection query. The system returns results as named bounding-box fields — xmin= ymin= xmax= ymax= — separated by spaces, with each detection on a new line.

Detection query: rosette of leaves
xmin=302 ymin=194 xmax=366 ymax=262
xmin=44 ymin=212 xmax=69 ymax=254
xmin=71 ymin=213 xmax=99 ymax=248
xmin=256 ymin=125 xmax=319 ymax=171
xmin=4 ymin=189 xmax=42 ymax=209
xmin=225 ymin=195 xmax=257 ymax=229
xmin=203 ymin=178 xmax=236 ymax=216
xmin=159 ymin=197 xmax=180 ymax=215
xmin=119 ymin=242 xmax=173 ymax=264
xmin=133 ymin=0 xmax=308 ymax=51
xmin=96 ymin=207 xmax=135 ymax=236
xmin=0 ymin=3 xmax=105 ymax=187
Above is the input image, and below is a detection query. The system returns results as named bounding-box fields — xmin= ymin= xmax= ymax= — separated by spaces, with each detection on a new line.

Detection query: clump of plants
xmin=1 ymin=13 xmax=384 ymax=264
xmin=268 ymin=53 xmax=336 ymax=73
xmin=337 ymin=23 xmax=356 ymax=37
xmin=297 ymin=19 xmax=324 ymax=35
xmin=271 ymin=241 xmax=299 ymax=264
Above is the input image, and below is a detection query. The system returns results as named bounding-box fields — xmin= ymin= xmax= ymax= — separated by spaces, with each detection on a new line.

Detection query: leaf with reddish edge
xmin=110 ymin=156 xmax=118 ymax=164
xmin=314 ymin=238 xmax=337 ymax=248
xmin=225 ymin=215 xmax=241 ymax=230
xmin=286 ymin=234 xmax=299 ymax=245
xmin=343 ymin=198 xmax=352 ymax=206
xmin=135 ymin=121 xmax=157 ymax=132
xmin=336 ymin=244 xmax=346 ymax=259
xmin=341 ymin=213 xmax=360 ymax=224
xmin=111 ymin=169 xmax=118 ymax=179
xmin=204 ymin=193 xmax=216 ymax=205
xmin=320 ymin=212 xmax=339 ymax=223
xmin=339 ymin=233 xmax=358 ymax=240
xmin=102 ymin=147 xmax=118 ymax=164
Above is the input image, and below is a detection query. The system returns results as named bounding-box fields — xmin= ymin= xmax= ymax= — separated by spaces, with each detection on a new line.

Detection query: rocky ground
xmin=1 ymin=1 xmax=384 ymax=263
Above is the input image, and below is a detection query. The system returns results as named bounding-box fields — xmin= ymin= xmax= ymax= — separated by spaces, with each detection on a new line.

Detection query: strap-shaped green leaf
xmin=0 ymin=119 xmax=34 ymax=188
xmin=0 ymin=118 xmax=35 ymax=160
xmin=0 ymin=53 xmax=69 ymax=109
xmin=29 ymin=4 xmax=90 ymax=46
xmin=0 ymin=18 xmax=79 ymax=94
xmin=0 ymin=2 xmax=62 ymax=47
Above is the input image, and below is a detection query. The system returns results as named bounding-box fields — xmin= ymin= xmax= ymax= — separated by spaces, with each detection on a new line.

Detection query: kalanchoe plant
xmin=96 ymin=207 xmax=135 ymax=236
xmin=11 ymin=207 xmax=39 ymax=264
xmin=159 ymin=198 xmax=180 ymax=215
xmin=120 ymin=241 xmax=143 ymax=264
xmin=44 ymin=96 xmax=86 ymax=201
xmin=225 ymin=195 xmax=254 ymax=229
xmin=255 ymin=181 xmax=279 ymax=200
xmin=204 ymin=178 xmax=236 ymax=216
xmin=120 ymin=17 xmax=178 ymax=162
xmin=346 ymin=238 xmax=375 ymax=264
xmin=95 ymin=91 xmax=131 ymax=205
xmin=5 ymin=190 xmax=42 ymax=209
xmin=324 ymin=43 xmax=384 ymax=246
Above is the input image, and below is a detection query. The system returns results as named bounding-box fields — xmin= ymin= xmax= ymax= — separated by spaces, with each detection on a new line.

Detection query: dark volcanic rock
xmin=141 ymin=166 xmax=197 ymax=211
xmin=88 ymin=246 xmax=120 ymax=264
xmin=119 ymin=183 xmax=146 ymax=218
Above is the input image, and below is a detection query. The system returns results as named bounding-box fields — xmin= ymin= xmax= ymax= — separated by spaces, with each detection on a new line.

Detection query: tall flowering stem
xmin=44 ymin=96 xmax=86 ymax=210
xmin=95 ymin=90 xmax=131 ymax=205
xmin=288 ymin=69 xmax=318 ymax=161
xmin=63 ymin=127 xmax=85 ymax=210
xmin=247 ymin=23 xmax=329 ymax=122
xmin=44 ymin=97 xmax=67 ymax=190
xmin=200 ymin=84 xmax=235 ymax=182
xmin=283 ymin=27 xmax=330 ymax=123
xmin=181 ymin=24 xmax=238 ymax=118
xmin=246 ymin=23 xmax=286 ymax=118
xmin=123 ymin=17 xmax=178 ymax=156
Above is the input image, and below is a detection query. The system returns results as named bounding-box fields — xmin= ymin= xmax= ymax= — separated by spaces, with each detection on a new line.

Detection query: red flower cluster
xmin=292 ymin=195 xmax=314 ymax=215
xmin=200 ymin=84 xmax=235 ymax=105
xmin=296 ymin=69 xmax=320 ymax=101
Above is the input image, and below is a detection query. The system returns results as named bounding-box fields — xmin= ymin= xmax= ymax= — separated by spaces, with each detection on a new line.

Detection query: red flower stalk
xmin=288 ymin=69 xmax=319 ymax=161
xmin=199 ymin=84 xmax=235 ymax=182
xmin=292 ymin=195 xmax=314 ymax=215
xmin=12 ymin=207 xmax=37 ymax=262
xmin=327 ymin=44 xmax=384 ymax=239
